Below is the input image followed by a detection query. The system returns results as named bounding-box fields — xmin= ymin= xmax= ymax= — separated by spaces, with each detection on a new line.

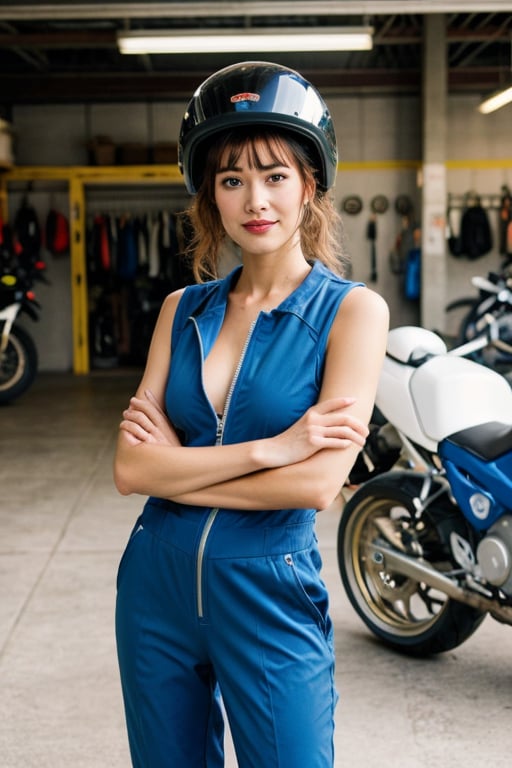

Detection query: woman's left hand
xmin=119 ymin=389 xmax=181 ymax=446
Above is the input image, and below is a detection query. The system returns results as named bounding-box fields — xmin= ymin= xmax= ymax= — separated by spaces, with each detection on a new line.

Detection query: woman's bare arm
xmin=114 ymin=285 xmax=388 ymax=510
xmin=169 ymin=286 xmax=389 ymax=510
xmin=115 ymin=390 xmax=368 ymax=498
xmin=113 ymin=288 xmax=371 ymax=497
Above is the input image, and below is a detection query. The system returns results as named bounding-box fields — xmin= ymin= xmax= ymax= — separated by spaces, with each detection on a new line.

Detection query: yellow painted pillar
xmin=69 ymin=176 xmax=89 ymax=374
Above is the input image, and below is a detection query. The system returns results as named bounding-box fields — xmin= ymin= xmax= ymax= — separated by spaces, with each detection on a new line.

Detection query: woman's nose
xmin=244 ymin=182 xmax=268 ymax=212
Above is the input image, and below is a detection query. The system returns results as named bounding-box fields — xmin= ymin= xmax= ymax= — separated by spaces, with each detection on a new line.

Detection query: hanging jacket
xmin=499 ymin=194 xmax=512 ymax=257
xmin=117 ymin=216 xmax=138 ymax=280
xmin=14 ymin=199 xmax=41 ymax=257
xmin=45 ymin=209 xmax=70 ymax=255
xmin=459 ymin=204 xmax=492 ymax=259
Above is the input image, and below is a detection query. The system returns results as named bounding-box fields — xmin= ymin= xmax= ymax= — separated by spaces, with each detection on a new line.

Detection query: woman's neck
xmin=234 ymin=252 xmax=311 ymax=306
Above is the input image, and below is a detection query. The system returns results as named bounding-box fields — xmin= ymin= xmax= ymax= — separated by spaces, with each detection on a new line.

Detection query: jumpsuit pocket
xmin=277 ymin=548 xmax=332 ymax=639
xmin=116 ymin=519 xmax=145 ymax=590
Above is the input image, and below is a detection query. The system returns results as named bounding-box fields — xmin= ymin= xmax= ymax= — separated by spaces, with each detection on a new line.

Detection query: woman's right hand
xmin=119 ymin=389 xmax=181 ymax=447
xmin=264 ymin=397 xmax=369 ymax=468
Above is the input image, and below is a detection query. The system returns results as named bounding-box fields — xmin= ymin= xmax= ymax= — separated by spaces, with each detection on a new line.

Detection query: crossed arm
xmin=113 ymin=285 xmax=389 ymax=511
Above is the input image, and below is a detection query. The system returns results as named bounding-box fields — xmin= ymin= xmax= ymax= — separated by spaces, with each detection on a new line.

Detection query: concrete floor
xmin=1 ymin=371 xmax=511 ymax=768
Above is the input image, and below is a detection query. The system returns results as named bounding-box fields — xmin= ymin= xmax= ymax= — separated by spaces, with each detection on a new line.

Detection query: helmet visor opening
xmin=200 ymin=126 xmax=318 ymax=197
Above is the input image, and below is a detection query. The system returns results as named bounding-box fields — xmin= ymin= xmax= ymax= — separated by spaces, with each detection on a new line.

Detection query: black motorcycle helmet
xmin=179 ymin=61 xmax=338 ymax=194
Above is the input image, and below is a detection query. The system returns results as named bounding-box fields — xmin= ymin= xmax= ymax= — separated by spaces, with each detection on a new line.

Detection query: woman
xmin=114 ymin=61 xmax=389 ymax=768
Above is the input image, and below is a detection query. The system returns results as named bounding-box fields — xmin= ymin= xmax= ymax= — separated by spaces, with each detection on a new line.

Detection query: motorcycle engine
xmin=476 ymin=515 xmax=512 ymax=595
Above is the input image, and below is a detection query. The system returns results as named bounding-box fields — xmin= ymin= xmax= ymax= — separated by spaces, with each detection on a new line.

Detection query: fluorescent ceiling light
xmin=477 ymin=85 xmax=512 ymax=114
xmin=117 ymin=27 xmax=373 ymax=55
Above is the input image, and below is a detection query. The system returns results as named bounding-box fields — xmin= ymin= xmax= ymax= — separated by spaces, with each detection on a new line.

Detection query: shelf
xmin=1 ymin=164 xmax=187 ymax=374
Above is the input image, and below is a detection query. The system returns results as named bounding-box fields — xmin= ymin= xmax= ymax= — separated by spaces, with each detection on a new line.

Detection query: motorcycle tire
xmin=458 ymin=301 xmax=512 ymax=370
xmin=338 ymin=471 xmax=485 ymax=656
xmin=445 ymin=296 xmax=478 ymax=315
xmin=0 ymin=323 xmax=38 ymax=404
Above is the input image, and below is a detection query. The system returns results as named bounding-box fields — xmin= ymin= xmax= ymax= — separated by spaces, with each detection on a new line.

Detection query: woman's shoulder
xmin=313 ymin=259 xmax=361 ymax=289
xmin=163 ymin=274 xmax=222 ymax=308
xmin=314 ymin=261 xmax=388 ymax=312
xmin=167 ymin=269 xmax=237 ymax=334
xmin=334 ymin=281 xmax=390 ymax=328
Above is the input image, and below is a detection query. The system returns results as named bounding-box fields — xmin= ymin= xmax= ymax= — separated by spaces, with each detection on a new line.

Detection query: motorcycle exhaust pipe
xmin=368 ymin=541 xmax=512 ymax=625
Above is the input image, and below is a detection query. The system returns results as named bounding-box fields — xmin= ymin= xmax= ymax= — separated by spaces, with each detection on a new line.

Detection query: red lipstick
xmin=243 ymin=220 xmax=276 ymax=234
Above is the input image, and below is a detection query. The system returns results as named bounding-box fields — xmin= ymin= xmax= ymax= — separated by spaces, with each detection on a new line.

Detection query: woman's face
xmin=213 ymin=137 xmax=311 ymax=259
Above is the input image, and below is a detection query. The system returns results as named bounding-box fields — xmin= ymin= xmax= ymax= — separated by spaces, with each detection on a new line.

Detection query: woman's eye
xmin=268 ymin=173 xmax=285 ymax=183
xmin=222 ymin=177 xmax=241 ymax=188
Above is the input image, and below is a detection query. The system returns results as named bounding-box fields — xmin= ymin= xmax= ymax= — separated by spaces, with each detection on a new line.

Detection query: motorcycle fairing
xmin=439 ymin=436 xmax=512 ymax=530
xmin=377 ymin=326 xmax=512 ymax=453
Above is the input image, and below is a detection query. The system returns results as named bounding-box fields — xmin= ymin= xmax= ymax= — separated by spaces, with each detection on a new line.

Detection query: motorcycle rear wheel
xmin=338 ymin=472 xmax=485 ymax=655
xmin=0 ymin=323 xmax=38 ymax=404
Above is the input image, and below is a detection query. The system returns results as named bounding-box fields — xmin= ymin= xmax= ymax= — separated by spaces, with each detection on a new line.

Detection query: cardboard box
xmin=0 ymin=119 xmax=14 ymax=167
xmin=88 ymin=135 xmax=116 ymax=166
xmin=118 ymin=142 xmax=149 ymax=165
xmin=153 ymin=142 xmax=178 ymax=164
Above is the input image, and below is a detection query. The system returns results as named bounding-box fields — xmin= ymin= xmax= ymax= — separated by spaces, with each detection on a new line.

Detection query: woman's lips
xmin=242 ymin=220 xmax=276 ymax=234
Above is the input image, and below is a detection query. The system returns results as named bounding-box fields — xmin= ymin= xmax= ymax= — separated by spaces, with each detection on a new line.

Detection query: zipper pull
xmin=216 ymin=417 xmax=224 ymax=444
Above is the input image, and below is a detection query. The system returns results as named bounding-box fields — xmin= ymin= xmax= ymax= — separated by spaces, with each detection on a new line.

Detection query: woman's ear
xmin=304 ymin=178 xmax=316 ymax=206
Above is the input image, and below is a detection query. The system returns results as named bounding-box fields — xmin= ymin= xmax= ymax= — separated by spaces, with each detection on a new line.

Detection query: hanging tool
xmin=367 ymin=214 xmax=377 ymax=282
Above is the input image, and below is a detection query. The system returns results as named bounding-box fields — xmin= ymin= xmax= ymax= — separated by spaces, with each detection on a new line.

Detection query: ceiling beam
xmin=0 ymin=71 xmax=418 ymax=104
xmin=0 ymin=32 xmax=117 ymax=48
xmin=0 ymin=25 xmax=509 ymax=49
xmin=0 ymin=67 xmax=504 ymax=104
xmin=0 ymin=2 xmax=511 ymax=22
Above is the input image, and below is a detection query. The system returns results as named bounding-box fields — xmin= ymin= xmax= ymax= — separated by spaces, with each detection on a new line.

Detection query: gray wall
xmin=8 ymin=93 xmax=512 ymax=370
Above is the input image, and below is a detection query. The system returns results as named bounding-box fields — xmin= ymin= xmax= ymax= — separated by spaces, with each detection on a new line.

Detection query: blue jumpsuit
xmin=115 ymin=260 xmax=361 ymax=768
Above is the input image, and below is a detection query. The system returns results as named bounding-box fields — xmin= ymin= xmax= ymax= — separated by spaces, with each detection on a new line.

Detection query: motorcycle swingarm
xmin=369 ymin=540 xmax=512 ymax=625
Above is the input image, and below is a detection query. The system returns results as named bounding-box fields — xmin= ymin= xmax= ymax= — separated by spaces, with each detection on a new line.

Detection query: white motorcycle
xmin=338 ymin=321 xmax=512 ymax=655
xmin=0 ymin=246 xmax=45 ymax=404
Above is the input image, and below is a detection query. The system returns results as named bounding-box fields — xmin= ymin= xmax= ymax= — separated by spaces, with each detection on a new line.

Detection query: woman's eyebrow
xmin=216 ymin=164 xmax=242 ymax=174
xmin=216 ymin=161 xmax=288 ymax=174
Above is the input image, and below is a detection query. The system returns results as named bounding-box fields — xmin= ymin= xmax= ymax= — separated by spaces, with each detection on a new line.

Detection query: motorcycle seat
xmin=443 ymin=421 xmax=512 ymax=461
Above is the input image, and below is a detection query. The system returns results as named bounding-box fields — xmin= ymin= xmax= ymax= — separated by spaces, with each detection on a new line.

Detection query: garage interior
xmin=1 ymin=4 xmax=512 ymax=768
xmin=1 ymin=1 xmax=511 ymax=374
xmin=1 ymin=2 xmax=511 ymax=102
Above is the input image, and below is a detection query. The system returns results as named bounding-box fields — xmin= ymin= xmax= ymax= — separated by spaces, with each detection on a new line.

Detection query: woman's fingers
xmin=268 ymin=396 xmax=370 ymax=467
xmin=124 ymin=396 xmax=167 ymax=431
xmin=311 ymin=425 xmax=367 ymax=448
xmin=314 ymin=396 xmax=356 ymax=414
xmin=306 ymin=398 xmax=369 ymax=440
xmin=321 ymin=415 xmax=369 ymax=440
xmin=121 ymin=392 xmax=181 ymax=446
xmin=127 ymin=395 xmax=162 ymax=422
xmin=123 ymin=405 xmax=154 ymax=431
xmin=120 ymin=395 xmax=164 ymax=444
xmin=119 ymin=419 xmax=151 ymax=441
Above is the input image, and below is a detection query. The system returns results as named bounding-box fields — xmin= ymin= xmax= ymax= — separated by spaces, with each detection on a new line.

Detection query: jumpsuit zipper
xmin=193 ymin=317 xmax=258 ymax=618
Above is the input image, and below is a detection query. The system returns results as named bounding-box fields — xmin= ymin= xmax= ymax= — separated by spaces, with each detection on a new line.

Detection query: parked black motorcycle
xmin=446 ymin=263 xmax=512 ymax=373
xmin=0 ymin=240 xmax=46 ymax=404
